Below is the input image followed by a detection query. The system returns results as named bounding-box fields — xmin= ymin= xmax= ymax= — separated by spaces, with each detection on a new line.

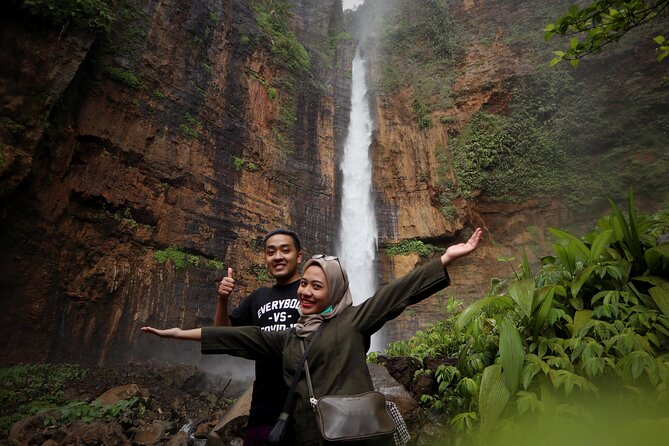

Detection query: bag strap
xmin=276 ymin=323 xmax=327 ymax=420
xmin=301 ymin=344 xmax=318 ymax=408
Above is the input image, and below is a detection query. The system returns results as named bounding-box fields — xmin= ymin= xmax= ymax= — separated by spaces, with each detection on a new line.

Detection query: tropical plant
xmin=449 ymin=190 xmax=669 ymax=438
xmin=377 ymin=191 xmax=669 ymax=441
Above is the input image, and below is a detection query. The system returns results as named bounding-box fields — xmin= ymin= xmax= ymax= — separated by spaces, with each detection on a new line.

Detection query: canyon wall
xmin=1 ymin=0 xmax=667 ymax=364
xmin=351 ymin=0 xmax=669 ymax=342
xmin=0 ymin=0 xmax=354 ymax=365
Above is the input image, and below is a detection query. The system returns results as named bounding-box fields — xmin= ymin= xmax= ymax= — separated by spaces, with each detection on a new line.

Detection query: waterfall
xmin=338 ymin=47 xmax=380 ymax=348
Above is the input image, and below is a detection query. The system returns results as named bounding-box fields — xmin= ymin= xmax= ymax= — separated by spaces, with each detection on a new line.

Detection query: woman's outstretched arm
xmin=140 ymin=326 xmax=202 ymax=341
xmin=441 ymin=227 xmax=483 ymax=266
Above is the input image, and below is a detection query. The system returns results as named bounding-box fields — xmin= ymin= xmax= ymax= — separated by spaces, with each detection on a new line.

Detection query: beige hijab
xmin=294 ymin=256 xmax=353 ymax=337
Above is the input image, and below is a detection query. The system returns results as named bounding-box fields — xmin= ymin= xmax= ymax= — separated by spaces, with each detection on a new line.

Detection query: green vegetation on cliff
xmin=252 ymin=0 xmax=311 ymax=73
xmin=348 ymin=0 xmax=456 ymax=117
xmin=348 ymin=0 xmax=669 ymax=212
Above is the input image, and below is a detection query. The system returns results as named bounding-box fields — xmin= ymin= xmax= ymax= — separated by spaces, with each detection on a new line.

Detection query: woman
xmin=142 ymin=228 xmax=482 ymax=445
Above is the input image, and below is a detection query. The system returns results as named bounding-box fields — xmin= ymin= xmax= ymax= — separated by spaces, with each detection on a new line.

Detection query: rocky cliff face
xmin=1 ymin=0 xmax=667 ymax=365
xmin=351 ymin=0 xmax=668 ymax=342
xmin=0 ymin=0 xmax=354 ymax=365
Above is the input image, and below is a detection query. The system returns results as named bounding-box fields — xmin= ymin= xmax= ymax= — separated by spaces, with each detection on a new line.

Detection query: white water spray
xmin=338 ymin=47 xmax=380 ymax=348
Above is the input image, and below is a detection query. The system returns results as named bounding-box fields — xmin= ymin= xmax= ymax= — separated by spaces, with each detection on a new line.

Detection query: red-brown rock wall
xmin=0 ymin=0 xmax=354 ymax=365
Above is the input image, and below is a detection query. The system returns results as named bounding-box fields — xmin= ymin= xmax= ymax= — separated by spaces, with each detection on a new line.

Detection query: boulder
xmin=369 ymin=363 xmax=419 ymax=416
xmin=9 ymin=414 xmax=46 ymax=446
xmin=165 ymin=431 xmax=192 ymax=446
xmin=132 ymin=420 xmax=171 ymax=445
xmin=62 ymin=421 xmax=130 ymax=445
xmin=97 ymin=383 xmax=148 ymax=406
xmin=206 ymin=385 xmax=252 ymax=446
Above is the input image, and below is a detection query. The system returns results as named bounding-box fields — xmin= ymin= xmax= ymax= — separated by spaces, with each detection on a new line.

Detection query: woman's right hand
xmin=141 ymin=327 xmax=180 ymax=338
xmin=140 ymin=326 xmax=202 ymax=340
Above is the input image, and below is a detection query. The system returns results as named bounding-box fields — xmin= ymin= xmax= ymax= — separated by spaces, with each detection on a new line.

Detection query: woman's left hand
xmin=441 ymin=227 xmax=483 ymax=266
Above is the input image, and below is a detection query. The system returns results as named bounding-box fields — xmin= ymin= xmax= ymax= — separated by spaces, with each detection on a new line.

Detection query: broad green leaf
xmin=533 ymin=286 xmax=555 ymax=336
xmin=645 ymin=244 xmax=669 ymax=275
xmin=455 ymin=295 xmax=513 ymax=333
xmin=608 ymin=193 xmax=644 ymax=271
xmin=570 ymin=37 xmax=579 ymax=49
xmin=553 ymin=243 xmax=575 ymax=273
xmin=548 ymin=227 xmax=590 ymax=260
xmin=521 ymin=250 xmax=533 ymax=280
xmin=590 ymin=229 xmax=612 ymax=262
xmin=570 ymin=58 xmax=580 ymax=67
xmin=508 ymin=279 xmax=535 ymax=319
xmin=653 ymin=35 xmax=666 ymax=45
xmin=521 ymin=355 xmax=543 ymax=389
xmin=450 ymin=411 xmax=477 ymax=434
xmin=479 ymin=364 xmax=511 ymax=433
xmin=649 ymin=284 xmax=669 ymax=320
xmin=499 ymin=316 xmax=525 ymax=395
xmin=573 ymin=310 xmax=593 ymax=335
xmin=516 ymin=391 xmax=541 ymax=414
xmin=571 ymin=264 xmax=597 ymax=298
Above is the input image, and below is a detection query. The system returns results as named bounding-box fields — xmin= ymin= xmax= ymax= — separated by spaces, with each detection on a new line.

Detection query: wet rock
xmin=132 ymin=420 xmax=171 ymax=445
xmin=62 ymin=421 xmax=129 ymax=445
xmin=423 ymin=357 xmax=457 ymax=373
xmin=369 ymin=363 xmax=418 ymax=415
xmin=165 ymin=431 xmax=192 ymax=446
xmin=412 ymin=372 xmax=434 ymax=400
xmin=206 ymin=416 xmax=246 ymax=446
xmin=97 ymin=383 xmax=149 ymax=406
xmin=194 ymin=419 xmax=214 ymax=438
xmin=414 ymin=410 xmax=452 ymax=446
xmin=9 ymin=414 xmax=46 ymax=446
xmin=375 ymin=355 xmax=422 ymax=391
xmin=206 ymin=385 xmax=251 ymax=446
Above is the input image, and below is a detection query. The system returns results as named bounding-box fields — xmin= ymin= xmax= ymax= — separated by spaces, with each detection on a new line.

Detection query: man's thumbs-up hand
xmin=217 ymin=267 xmax=236 ymax=300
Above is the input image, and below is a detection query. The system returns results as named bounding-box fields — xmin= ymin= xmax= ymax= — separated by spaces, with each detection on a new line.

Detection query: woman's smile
xmin=298 ymin=265 xmax=330 ymax=314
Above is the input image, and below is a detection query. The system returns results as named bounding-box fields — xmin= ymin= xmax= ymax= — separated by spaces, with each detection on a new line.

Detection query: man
xmin=215 ymin=228 xmax=303 ymax=445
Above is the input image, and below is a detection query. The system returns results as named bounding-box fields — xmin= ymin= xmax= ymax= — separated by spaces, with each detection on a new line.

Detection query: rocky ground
xmin=4 ymin=358 xmax=448 ymax=446
xmin=4 ymin=362 xmax=250 ymax=445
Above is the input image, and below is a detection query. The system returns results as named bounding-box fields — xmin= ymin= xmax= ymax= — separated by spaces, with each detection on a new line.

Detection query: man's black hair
xmin=263 ymin=228 xmax=302 ymax=252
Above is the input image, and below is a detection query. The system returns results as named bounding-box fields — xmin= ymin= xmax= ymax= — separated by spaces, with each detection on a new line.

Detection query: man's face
xmin=264 ymin=234 xmax=302 ymax=284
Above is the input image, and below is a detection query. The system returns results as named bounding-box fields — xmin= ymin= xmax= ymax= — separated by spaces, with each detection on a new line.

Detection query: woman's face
xmin=298 ymin=265 xmax=330 ymax=315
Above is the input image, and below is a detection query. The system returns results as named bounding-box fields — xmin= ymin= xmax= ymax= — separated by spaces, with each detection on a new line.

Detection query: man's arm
xmin=215 ymin=267 xmax=235 ymax=326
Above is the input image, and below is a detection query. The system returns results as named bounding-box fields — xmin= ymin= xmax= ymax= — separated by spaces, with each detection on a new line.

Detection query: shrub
xmin=253 ymin=0 xmax=311 ymax=73
xmin=385 ymin=239 xmax=437 ymax=256
xmin=0 ymin=364 xmax=88 ymax=436
xmin=104 ymin=66 xmax=145 ymax=90
xmin=389 ymin=191 xmax=669 ymax=441
xmin=154 ymin=246 xmax=199 ymax=269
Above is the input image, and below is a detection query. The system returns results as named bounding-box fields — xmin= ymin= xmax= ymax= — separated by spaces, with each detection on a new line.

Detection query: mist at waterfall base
xmin=337 ymin=47 xmax=383 ymax=351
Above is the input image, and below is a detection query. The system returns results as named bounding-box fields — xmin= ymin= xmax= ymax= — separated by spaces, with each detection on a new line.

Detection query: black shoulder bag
xmin=266 ymin=323 xmax=327 ymax=446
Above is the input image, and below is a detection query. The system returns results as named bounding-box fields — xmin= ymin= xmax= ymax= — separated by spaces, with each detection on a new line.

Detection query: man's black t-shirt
xmin=229 ymin=280 xmax=300 ymax=425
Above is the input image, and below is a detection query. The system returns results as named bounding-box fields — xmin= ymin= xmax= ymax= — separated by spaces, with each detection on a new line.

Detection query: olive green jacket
xmin=202 ymin=258 xmax=450 ymax=445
